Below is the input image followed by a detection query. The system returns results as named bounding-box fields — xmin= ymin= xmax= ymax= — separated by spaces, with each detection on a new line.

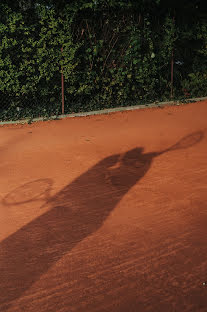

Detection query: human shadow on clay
xmin=0 ymin=131 xmax=204 ymax=311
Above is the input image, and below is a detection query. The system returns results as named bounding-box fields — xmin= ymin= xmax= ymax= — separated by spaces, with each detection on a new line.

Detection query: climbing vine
xmin=0 ymin=0 xmax=206 ymax=120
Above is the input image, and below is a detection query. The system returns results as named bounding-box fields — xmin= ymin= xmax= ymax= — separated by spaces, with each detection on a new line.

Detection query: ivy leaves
xmin=0 ymin=1 xmax=206 ymax=121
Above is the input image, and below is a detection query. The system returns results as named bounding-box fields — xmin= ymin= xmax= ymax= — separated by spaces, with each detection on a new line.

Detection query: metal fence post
xmin=171 ymin=49 xmax=174 ymax=99
xmin=170 ymin=15 xmax=175 ymax=99
xmin=61 ymin=47 xmax=65 ymax=115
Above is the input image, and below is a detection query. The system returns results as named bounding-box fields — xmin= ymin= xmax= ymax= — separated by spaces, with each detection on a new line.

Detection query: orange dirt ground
xmin=0 ymin=100 xmax=207 ymax=312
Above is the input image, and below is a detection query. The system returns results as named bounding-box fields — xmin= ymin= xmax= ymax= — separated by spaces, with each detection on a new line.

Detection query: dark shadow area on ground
xmin=0 ymin=131 xmax=204 ymax=311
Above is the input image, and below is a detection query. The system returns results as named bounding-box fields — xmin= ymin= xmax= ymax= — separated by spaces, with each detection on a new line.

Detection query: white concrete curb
xmin=1 ymin=96 xmax=207 ymax=125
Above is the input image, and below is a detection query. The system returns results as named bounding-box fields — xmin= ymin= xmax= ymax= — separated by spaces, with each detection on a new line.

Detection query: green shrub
xmin=0 ymin=1 xmax=206 ymax=121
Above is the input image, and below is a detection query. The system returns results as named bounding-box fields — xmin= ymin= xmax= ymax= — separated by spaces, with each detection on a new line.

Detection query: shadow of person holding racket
xmin=0 ymin=130 xmax=204 ymax=311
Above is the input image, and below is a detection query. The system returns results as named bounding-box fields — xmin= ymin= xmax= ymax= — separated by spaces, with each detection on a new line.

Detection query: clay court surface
xmin=0 ymin=100 xmax=207 ymax=312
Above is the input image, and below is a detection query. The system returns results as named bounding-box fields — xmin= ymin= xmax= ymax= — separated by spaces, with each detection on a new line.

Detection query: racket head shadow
xmin=161 ymin=130 xmax=205 ymax=154
xmin=2 ymin=178 xmax=53 ymax=206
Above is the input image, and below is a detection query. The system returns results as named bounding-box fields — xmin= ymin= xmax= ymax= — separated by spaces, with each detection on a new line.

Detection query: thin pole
xmin=61 ymin=47 xmax=64 ymax=115
xmin=170 ymin=15 xmax=175 ymax=99
xmin=170 ymin=48 xmax=174 ymax=99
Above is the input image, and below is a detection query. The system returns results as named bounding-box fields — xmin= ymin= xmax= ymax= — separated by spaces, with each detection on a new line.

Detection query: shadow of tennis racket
xmin=2 ymin=178 xmax=53 ymax=207
xmin=157 ymin=130 xmax=204 ymax=156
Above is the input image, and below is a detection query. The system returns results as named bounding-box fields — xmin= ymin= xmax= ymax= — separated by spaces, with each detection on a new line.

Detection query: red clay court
xmin=0 ymin=100 xmax=207 ymax=312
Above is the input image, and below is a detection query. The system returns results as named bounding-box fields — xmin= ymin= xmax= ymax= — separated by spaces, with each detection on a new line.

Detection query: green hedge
xmin=0 ymin=0 xmax=207 ymax=121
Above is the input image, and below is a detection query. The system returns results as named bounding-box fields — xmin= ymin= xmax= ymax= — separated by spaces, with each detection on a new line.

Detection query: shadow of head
xmin=100 ymin=147 xmax=145 ymax=168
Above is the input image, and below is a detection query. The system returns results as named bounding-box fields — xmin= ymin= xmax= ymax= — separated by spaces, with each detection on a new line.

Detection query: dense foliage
xmin=0 ymin=0 xmax=206 ymax=121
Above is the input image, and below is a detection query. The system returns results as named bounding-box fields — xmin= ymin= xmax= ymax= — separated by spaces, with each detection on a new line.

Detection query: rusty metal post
xmin=170 ymin=15 xmax=175 ymax=99
xmin=170 ymin=49 xmax=174 ymax=99
xmin=61 ymin=47 xmax=64 ymax=115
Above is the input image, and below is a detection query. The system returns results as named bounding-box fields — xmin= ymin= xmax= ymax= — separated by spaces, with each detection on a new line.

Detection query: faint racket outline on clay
xmin=2 ymin=178 xmax=53 ymax=206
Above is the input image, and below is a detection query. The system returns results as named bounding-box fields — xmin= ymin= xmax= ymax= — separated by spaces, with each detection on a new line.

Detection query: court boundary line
xmin=1 ymin=96 xmax=207 ymax=125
